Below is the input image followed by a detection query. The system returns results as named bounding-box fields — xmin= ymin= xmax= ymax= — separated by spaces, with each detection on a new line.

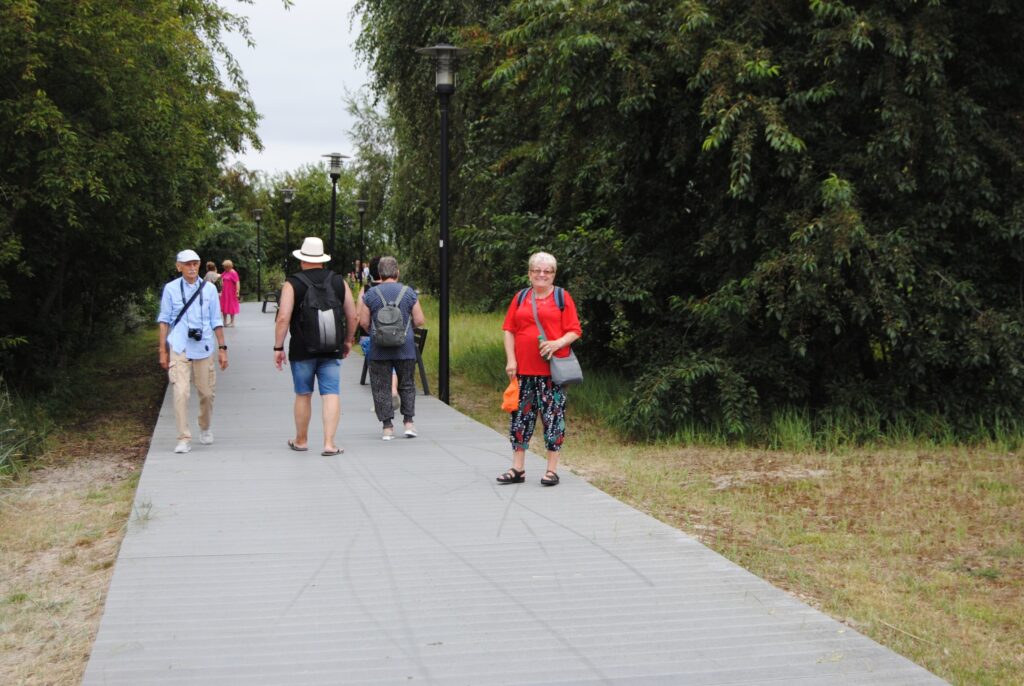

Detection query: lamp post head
xmin=416 ymin=43 xmax=467 ymax=94
xmin=253 ymin=208 xmax=263 ymax=222
xmin=281 ymin=187 xmax=296 ymax=204
xmin=321 ymin=152 xmax=348 ymax=180
xmin=357 ymin=198 xmax=368 ymax=215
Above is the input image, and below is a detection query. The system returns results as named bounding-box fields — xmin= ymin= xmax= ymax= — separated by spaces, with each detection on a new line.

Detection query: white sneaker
xmin=174 ymin=441 xmax=191 ymax=454
xmin=200 ymin=430 xmax=214 ymax=445
xmin=403 ymin=424 xmax=417 ymax=438
xmin=382 ymin=428 xmax=394 ymax=441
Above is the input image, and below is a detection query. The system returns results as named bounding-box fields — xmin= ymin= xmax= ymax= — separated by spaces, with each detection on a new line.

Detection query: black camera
xmin=187 ymin=327 xmax=202 ymax=341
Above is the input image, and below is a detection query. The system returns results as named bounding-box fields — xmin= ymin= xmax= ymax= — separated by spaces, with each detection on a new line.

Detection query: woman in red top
xmin=496 ymin=252 xmax=582 ymax=486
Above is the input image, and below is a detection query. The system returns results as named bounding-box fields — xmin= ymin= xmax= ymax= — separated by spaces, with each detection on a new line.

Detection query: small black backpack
xmin=294 ymin=271 xmax=345 ymax=354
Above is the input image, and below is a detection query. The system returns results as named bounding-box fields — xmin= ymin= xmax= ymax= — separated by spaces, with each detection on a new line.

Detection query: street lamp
xmin=253 ymin=208 xmax=263 ymax=301
xmin=321 ymin=153 xmax=348 ymax=265
xmin=417 ymin=42 xmax=466 ymax=405
xmin=356 ymin=198 xmax=368 ymax=277
xmin=281 ymin=187 xmax=296 ymax=273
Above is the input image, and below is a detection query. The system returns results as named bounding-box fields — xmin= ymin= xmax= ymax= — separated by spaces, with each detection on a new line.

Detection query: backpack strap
xmin=395 ymin=285 xmax=412 ymax=337
xmin=372 ymin=285 xmax=388 ymax=308
xmin=517 ymin=286 xmax=564 ymax=310
xmin=294 ymin=272 xmax=314 ymax=290
xmin=394 ymin=284 xmax=410 ymax=307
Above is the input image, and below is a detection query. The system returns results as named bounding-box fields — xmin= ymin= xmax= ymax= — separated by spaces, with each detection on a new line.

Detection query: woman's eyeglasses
xmin=529 ymin=268 xmax=555 ymax=275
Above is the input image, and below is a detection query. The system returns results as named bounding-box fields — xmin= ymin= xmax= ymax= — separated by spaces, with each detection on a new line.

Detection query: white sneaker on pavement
xmin=200 ymin=430 xmax=214 ymax=445
xmin=174 ymin=441 xmax=191 ymax=454
xmin=382 ymin=427 xmax=395 ymax=441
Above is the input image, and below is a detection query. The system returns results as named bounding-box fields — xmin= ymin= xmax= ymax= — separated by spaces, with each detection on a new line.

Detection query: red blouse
xmin=503 ymin=289 xmax=582 ymax=376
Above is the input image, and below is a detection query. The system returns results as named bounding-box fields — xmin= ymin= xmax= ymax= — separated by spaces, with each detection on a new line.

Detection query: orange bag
xmin=501 ymin=378 xmax=519 ymax=412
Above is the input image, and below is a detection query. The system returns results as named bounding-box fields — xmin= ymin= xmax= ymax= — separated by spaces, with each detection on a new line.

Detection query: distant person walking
xmin=357 ymin=256 xmax=425 ymax=440
xmin=219 ymin=259 xmax=241 ymax=326
xmin=273 ymin=237 xmax=357 ymax=455
xmin=203 ymin=261 xmax=222 ymax=292
xmin=157 ymin=249 xmax=229 ymax=454
xmin=496 ymin=252 xmax=581 ymax=486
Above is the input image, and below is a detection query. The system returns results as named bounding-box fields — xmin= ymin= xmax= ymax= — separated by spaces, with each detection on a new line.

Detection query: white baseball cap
xmin=176 ymin=249 xmax=200 ymax=263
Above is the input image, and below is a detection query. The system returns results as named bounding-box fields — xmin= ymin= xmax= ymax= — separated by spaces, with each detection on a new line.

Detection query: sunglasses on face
xmin=529 ymin=268 xmax=555 ymax=275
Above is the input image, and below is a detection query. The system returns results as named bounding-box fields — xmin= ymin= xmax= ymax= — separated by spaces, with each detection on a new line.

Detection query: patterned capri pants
xmin=509 ymin=375 xmax=567 ymax=452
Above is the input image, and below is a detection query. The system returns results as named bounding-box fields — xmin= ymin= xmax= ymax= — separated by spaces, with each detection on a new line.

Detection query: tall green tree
xmin=357 ymin=0 xmax=1024 ymax=435
xmin=0 ymin=0 xmax=260 ymax=384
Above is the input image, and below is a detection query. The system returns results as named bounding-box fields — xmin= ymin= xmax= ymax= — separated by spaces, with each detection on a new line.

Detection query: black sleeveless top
xmin=285 ymin=268 xmax=348 ymax=361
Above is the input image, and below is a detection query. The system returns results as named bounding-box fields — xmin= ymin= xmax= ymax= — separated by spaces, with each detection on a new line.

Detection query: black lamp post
xmin=253 ymin=208 xmax=263 ymax=301
xmin=322 ymin=153 xmax=348 ymax=265
xmin=356 ymin=198 xmax=368 ymax=276
xmin=281 ymin=187 xmax=296 ymax=272
xmin=417 ymin=42 xmax=465 ymax=405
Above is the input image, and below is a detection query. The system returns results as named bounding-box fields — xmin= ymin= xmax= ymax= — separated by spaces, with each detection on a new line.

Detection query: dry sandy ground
xmin=0 ymin=451 xmax=142 ymax=686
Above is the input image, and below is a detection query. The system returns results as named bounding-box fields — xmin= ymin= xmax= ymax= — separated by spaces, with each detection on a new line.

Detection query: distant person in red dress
xmin=219 ymin=259 xmax=241 ymax=327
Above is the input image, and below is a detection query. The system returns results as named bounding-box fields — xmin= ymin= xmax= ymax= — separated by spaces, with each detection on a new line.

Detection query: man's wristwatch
xmin=219 ymin=345 xmax=228 ymax=350
xmin=273 ymin=346 xmax=284 ymax=351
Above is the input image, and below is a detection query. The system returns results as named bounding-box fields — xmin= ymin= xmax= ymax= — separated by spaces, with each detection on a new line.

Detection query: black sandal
xmin=541 ymin=470 xmax=560 ymax=486
xmin=496 ymin=468 xmax=525 ymax=484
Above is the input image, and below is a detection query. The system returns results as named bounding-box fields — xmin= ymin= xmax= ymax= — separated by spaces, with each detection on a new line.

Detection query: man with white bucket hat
xmin=274 ymin=237 xmax=357 ymax=456
xmin=157 ymin=249 xmax=228 ymax=453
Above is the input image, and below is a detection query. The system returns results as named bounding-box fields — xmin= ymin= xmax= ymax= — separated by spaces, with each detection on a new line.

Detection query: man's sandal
xmin=540 ymin=470 xmax=560 ymax=486
xmin=496 ymin=468 xmax=525 ymax=484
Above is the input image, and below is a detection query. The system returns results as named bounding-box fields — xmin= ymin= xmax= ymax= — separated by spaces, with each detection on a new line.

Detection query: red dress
xmin=219 ymin=269 xmax=240 ymax=315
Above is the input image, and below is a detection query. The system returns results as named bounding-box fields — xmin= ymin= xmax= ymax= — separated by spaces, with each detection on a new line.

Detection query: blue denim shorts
xmin=290 ymin=357 xmax=341 ymax=395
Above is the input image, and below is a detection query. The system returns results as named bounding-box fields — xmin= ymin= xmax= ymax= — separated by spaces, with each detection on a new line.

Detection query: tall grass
xmin=0 ymin=381 xmax=51 ymax=481
xmin=417 ymin=296 xmax=627 ymax=425
xmin=0 ymin=326 xmax=164 ymax=482
xmin=419 ymin=296 xmax=1024 ymax=450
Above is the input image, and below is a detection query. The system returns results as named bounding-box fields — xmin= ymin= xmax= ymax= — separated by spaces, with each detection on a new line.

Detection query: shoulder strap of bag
xmin=372 ymin=285 xmax=387 ymax=308
xmin=520 ymin=286 xmax=565 ymax=310
xmin=530 ymin=291 xmax=549 ymax=341
xmin=396 ymin=285 xmax=412 ymax=336
xmin=172 ymin=278 xmax=205 ymax=329
xmin=516 ymin=287 xmax=531 ymax=307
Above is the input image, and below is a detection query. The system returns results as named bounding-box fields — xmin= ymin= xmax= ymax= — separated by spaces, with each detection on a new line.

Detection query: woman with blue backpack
xmin=496 ymin=252 xmax=582 ymax=487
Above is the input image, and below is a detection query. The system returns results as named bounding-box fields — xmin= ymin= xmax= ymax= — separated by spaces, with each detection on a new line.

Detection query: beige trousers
xmin=168 ymin=350 xmax=216 ymax=442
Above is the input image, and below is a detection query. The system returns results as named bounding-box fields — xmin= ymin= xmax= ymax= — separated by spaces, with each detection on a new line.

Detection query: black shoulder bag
xmin=172 ymin=279 xmax=205 ymax=329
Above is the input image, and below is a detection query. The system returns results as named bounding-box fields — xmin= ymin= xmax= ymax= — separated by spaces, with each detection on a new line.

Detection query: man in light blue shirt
xmin=157 ymin=249 xmax=229 ymax=453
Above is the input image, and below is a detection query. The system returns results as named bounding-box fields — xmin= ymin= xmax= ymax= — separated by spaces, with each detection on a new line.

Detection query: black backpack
xmin=294 ymin=271 xmax=345 ymax=354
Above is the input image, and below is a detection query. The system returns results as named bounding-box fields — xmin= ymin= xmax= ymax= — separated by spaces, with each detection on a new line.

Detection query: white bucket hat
xmin=292 ymin=237 xmax=331 ymax=263
xmin=176 ymin=249 xmax=200 ymax=263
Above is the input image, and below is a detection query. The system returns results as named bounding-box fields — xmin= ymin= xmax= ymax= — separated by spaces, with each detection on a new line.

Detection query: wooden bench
xmin=360 ymin=328 xmax=430 ymax=395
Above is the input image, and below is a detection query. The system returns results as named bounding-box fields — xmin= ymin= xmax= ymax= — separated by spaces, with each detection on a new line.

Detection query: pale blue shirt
xmin=157 ymin=277 xmax=224 ymax=358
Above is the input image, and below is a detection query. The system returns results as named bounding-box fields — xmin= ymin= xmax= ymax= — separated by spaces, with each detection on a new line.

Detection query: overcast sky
xmin=223 ymin=0 xmax=370 ymax=176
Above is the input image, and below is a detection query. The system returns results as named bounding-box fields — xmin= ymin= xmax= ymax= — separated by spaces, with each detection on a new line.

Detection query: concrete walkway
xmin=84 ymin=302 xmax=947 ymax=685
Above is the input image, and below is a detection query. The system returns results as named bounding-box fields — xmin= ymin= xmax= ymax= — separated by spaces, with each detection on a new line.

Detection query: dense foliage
xmin=356 ymin=0 xmax=1024 ymax=436
xmin=0 ymin=0 xmax=259 ymax=385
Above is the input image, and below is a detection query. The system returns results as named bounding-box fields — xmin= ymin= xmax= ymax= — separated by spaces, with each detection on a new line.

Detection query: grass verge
xmin=0 ymin=327 xmax=166 ymax=685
